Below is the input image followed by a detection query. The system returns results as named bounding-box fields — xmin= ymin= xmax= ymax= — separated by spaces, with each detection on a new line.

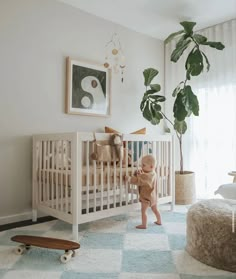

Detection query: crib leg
xmin=171 ymin=201 xmax=175 ymax=211
xmin=32 ymin=209 xmax=37 ymax=222
xmin=72 ymin=224 xmax=79 ymax=241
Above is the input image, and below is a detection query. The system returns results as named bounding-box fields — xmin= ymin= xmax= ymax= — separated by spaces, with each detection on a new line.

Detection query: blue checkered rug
xmin=0 ymin=207 xmax=235 ymax=279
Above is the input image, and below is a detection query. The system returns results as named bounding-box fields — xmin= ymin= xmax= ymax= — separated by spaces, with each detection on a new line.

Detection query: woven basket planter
xmin=175 ymin=171 xmax=196 ymax=205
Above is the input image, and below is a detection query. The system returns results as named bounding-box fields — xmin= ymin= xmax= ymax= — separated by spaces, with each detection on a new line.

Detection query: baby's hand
xmin=134 ymin=168 xmax=141 ymax=176
xmin=136 ymin=168 xmax=144 ymax=175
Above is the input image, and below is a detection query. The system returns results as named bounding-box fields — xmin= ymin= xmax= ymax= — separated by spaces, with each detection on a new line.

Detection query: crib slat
xmin=60 ymin=140 xmax=64 ymax=211
xmin=166 ymin=141 xmax=169 ymax=196
xmin=101 ymin=162 xmax=104 ymax=210
xmin=93 ymin=151 xmax=97 ymax=212
xmin=86 ymin=141 xmax=90 ymax=214
xmin=107 ymin=162 xmax=110 ymax=209
xmin=55 ymin=141 xmax=59 ymax=211
xmin=113 ymin=160 xmax=116 ymax=208
xmin=130 ymin=141 xmax=134 ymax=203
xmin=38 ymin=142 xmax=42 ymax=204
xmin=46 ymin=141 xmax=50 ymax=205
xmin=43 ymin=141 xmax=47 ymax=204
xmin=32 ymin=140 xmax=39 ymax=212
xmin=51 ymin=141 xmax=55 ymax=209
xmin=141 ymin=141 xmax=144 ymax=158
xmin=65 ymin=141 xmax=69 ymax=214
xmin=125 ymin=141 xmax=128 ymax=205
xmin=137 ymin=141 xmax=140 ymax=169
xmin=164 ymin=141 xmax=167 ymax=196
xmin=157 ymin=141 xmax=161 ymax=197
xmin=170 ymin=135 xmax=175 ymax=210
xmin=161 ymin=141 xmax=164 ymax=197
xmin=119 ymin=158 xmax=122 ymax=207
xmin=147 ymin=141 xmax=150 ymax=155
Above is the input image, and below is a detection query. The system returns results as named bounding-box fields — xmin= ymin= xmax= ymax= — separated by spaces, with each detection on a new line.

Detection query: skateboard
xmin=11 ymin=235 xmax=80 ymax=263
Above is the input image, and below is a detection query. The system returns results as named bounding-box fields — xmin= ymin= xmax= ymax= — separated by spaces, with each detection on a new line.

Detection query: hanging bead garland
xmin=104 ymin=33 xmax=126 ymax=83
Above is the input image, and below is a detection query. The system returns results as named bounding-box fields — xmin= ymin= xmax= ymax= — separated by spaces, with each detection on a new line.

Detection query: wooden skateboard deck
xmin=11 ymin=235 xmax=80 ymax=263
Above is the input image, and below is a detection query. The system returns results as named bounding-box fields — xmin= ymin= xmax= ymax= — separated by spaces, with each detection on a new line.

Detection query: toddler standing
xmin=125 ymin=154 xmax=162 ymax=229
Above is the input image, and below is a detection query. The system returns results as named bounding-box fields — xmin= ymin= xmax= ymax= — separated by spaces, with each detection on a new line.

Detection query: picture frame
xmin=66 ymin=57 xmax=111 ymax=117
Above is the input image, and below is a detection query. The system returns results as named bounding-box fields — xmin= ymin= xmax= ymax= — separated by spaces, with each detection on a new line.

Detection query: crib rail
xmin=32 ymin=132 xmax=174 ymax=240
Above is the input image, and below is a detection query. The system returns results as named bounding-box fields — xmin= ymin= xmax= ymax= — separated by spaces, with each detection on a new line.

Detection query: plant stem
xmin=160 ymin=112 xmax=174 ymax=127
xmin=160 ymin=111 xmax=184 ymax=173
xmin=160 ymin=112 xmax=181 ymax=140
xmin=161 ymin=112 xmax=183 ymax=173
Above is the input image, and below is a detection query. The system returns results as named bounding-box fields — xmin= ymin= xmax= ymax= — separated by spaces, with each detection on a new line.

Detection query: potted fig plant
xmin=140 ymin=21 xmax=225 ymax=204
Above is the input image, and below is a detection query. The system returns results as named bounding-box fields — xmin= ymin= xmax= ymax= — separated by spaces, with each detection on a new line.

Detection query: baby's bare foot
xmin=136 ymin=225 xmax=147 ymax=229
xmin=154 ymin=221 xmax=162 ymax=226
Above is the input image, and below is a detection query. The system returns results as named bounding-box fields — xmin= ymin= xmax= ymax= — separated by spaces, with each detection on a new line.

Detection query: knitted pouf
xmin=186 ymin=199 xmax=236 ymax=272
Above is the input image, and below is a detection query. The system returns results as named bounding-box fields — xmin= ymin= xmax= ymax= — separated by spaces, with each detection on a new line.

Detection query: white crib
xmin=32 ymin=132 xmax=175 ymax=240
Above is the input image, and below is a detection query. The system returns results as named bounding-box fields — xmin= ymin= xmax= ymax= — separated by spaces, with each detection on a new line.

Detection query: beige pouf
xmin=186 ymin=199 xmax=236 ymax=272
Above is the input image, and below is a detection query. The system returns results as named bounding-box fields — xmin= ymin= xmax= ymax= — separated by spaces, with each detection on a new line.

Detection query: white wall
xmin=0 ymin=0 xmax=164 ymax=221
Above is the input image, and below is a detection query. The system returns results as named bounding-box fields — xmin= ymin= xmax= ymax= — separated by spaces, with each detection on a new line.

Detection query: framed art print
xmin=66 ymin=57 xmax=110 ymax=117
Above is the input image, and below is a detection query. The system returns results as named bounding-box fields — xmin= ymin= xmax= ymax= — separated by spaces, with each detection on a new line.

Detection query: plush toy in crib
xmin=90 ymin=133 xmax=124 ymax=162
xmin=110 ymin=133 xmax=123 ymax=160
xmin=46 ymin=141 xmax=71 ymax=169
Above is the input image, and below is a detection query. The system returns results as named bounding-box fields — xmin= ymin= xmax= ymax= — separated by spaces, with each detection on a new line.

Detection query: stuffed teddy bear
xmin=110 ymin=133 xmax=123 ymax=160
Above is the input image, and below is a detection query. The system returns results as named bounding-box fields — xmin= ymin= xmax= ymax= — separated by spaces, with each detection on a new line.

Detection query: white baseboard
xmin=0 ymin=211 xmax=47 ymax=225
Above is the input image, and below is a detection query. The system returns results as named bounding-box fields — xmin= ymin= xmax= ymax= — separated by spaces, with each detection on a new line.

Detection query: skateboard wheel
xmin=25 ymin=245 xmax=31 ymax=250
xmin=60 ymin=253 xmax=71 ymax=263
xmin=60 ymin=250 xmax=73 ymax=263
xmin=15 ymin=245 xmax=25 ymax=255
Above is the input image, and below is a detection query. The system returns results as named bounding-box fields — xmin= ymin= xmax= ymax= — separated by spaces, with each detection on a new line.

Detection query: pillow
xmin=104 ymin=126 xmax=146 ymax=135
xmin=104 ymin=126 xmax=120 ymax=134
xmin=130 ymin=128 xmax=146 ymax=134
xmin=214 ymin=183 xmax=236 ymax=199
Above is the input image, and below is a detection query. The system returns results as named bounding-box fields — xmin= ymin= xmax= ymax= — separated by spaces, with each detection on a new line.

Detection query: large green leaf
xmin=142 ymin=100 xmax=163 ymax=125
xmin=171 ymin=38 xmax=191 ymax=62
xmin=185 ymin=48 xmax=204 ymax=79
xmin=193 ymin=34 xmax=207 ymax=44
xmin=143 ymin=68 xmax=158 ymax=86
xmin=150 ymin=105 xmax=163 ymax=118
xmin=173 ymin=93 xmax=188 ymax=121
xmin=201 ymin=51 xmax=210 ymax=71
xmin=175 ymin=35 xmax=187 ymax=49
xmin=153 ymin=103 xmax=162 ymax=111
xmin=174 ymin=119 xmax=187 ymax=134
xmin=164 ymin=30 xmax=185 ymax=44
xmin=149 ymin=95 xmax=166 ymax=102
xmin=201 ymin=41 xmax=225 ymax=50
xmin=150 ymin=105 xmax=163 ymax=125
xmin=172 ymin=82 xmax=184 ymax=97
xmin=150 ymin=84 xmax=161 ymax=92
xmin=180 ymin=21 xmax=196 ymax=34
xmin=182 ymin=85 xmax=199 ymax=116
xmin=142 ymin=103 xmax=152 ymax=121
xmin=140 ymin=100 xmax=146 ymax=111
xmin=146 ymin=89 xmax=157 ymax=95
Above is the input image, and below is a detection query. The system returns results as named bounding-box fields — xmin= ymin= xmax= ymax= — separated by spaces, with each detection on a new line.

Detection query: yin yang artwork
xmin=66 ymin=58 xmax=110 ymax=116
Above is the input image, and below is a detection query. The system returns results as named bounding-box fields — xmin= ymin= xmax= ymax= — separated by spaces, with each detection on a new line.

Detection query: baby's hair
xmin=142 ymin=154 xmax=156 ymax=167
